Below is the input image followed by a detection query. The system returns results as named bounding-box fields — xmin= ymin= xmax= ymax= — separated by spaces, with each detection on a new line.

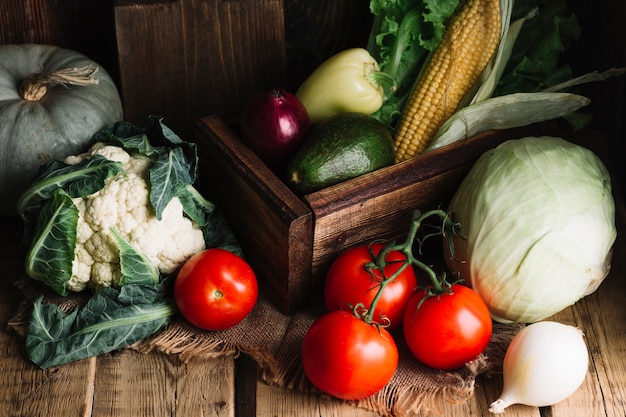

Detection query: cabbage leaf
xmin=446 ymin=136 xmax=616 ymax=323
xmin=26 ymin=282 xmax=177 ymax=369
xmin=17 ymin=155 xmax=124 ymax=222
xmin=24 ymin=190 xmax=78 ymax=296
xmin=110 ymin=227 xmax=161 ymax=286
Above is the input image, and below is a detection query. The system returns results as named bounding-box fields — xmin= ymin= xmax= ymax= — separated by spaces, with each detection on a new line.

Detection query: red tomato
xmin=403 ymin=284 xmax=492 ymax=370
xmin=324 ymin=243 xmax=417 ymax=330
xmin=174 ymin=248 xmax=258 ymax=331
xmin=301 ymin=310 xmax=399 ymax=400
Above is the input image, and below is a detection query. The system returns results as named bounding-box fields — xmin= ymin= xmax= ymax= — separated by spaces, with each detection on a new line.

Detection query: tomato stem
xmin=363 ymin=209 xmax=461 ymax=323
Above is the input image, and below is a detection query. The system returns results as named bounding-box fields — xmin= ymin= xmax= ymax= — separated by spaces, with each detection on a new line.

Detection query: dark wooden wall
xmin=0 ymin=0 xmax=370 ymax=139
xmin=0 ymin=0 xmax=119 ymax=79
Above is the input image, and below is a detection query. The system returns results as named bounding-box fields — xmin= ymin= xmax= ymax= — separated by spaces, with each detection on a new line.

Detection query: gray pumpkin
xmin=0 ymin=44 xmax=123 ymax=216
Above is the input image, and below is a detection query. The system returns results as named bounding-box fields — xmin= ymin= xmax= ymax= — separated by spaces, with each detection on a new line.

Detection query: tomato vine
xmin=361 ymin=208 xmax=462 ymax=324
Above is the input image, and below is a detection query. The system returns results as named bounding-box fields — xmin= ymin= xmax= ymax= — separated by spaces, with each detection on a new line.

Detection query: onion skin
xmin=240 ymin=88 xmax=311 ymax=172
xmin=489 ymin=321 xmax=589 ymax=413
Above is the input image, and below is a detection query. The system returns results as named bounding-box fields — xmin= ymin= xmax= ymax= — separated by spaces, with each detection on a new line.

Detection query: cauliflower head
xmin=65 ymin=142 xmax=206 ymax=291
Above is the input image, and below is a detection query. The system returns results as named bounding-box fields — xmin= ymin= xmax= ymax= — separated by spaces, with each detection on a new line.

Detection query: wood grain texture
xmin=114 ymin=0 xmax=286 ymax=139
xmin=300 ymin=124 xmax=544 ymax=282
xmin=283 ymin=0 xmax=372 ymax=91
xmin=93 ymin=351 xmax=235 ymax=417
xmin=0 ymin=0 xmax=119 ymax=81
xmin=2 ymin=1 xmax=626 ymax=415
xmin=256 ymin=382 xmax=382 ymax=417
xmin=0 ymin=0 xmax=74 ymax=45
xmin=0 ymin=220 xmax=91 ymax=417
xmin=193 ymin=114 xmax=549 ymax=313
xmin=194 ymin=115 xmax=313 ymax=315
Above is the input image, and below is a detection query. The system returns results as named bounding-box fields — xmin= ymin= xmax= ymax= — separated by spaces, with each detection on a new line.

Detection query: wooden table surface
xmin=1 ymin=192 xmax=625 ymax=417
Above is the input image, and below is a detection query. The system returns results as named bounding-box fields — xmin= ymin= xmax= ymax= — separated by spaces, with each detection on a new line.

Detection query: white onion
xmin=489 ymin=321 xmax=589 ymax=413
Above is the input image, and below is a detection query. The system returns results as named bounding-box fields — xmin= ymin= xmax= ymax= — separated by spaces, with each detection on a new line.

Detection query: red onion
xmin=240 ymin=88 xmax=311 ymax=171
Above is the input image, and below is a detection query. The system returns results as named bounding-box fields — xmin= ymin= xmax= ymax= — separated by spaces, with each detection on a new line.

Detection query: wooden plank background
xmin=113 ymin=0 xmax=287 ymax=138
xmin=0 ymin=0 xmax=119 ymax=80
xmin=0 ymin=0 xmax=371 ymax=141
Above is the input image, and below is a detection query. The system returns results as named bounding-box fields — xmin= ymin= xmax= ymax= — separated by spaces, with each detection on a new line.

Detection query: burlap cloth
xmin=9 ymin=276 xmax=522 ymax=417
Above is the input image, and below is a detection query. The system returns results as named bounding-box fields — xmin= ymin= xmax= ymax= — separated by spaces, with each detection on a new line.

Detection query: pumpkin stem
xmin=19 ymin=65 xmax=100 ymax=102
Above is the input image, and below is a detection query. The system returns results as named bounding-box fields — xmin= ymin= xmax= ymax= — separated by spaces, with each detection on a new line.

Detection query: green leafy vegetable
xmin=19 ymin=116 xmax=243 ymax=369
xmin=177 ymin=182 xmax=242 ymax=255
xmin=24 ymin=190 xmax=78 ymax=296
xmin=26 ymin=283 xmax=177 ymax=369
xmin=365 ymin=0 xmax=591 ymax=133
xmin=494 ymin=0 xmax=581 ymax=96
xmin=445 ymin=136 xmax=616 ymax=323
xmin=109 ymin=227 xmax=161 ymax=286
xmin=150 ymin=147 xmax=196 ymax=219
xmin=93 ymin=114 xmax=184 ymax=150
xmin=367 ymin=0 xmax=460 ymax=130
xmin=95 ymin=116 xmax=200 ymax=221
xmin=177 ymin=183 xmax=215 ymax=227
xmin=17 ymin=155 xmax=124 ymax=221
xmin=94 ymin=123 xmax=161 ymax=156
xmin=95 ymin=116 xmax=217 ymax=233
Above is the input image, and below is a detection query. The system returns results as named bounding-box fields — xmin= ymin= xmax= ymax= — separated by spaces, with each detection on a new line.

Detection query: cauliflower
xmin=19 ymin=118 xmax=235 ymax=298
xmin=65 ymin=142 xmax=206 ymax=291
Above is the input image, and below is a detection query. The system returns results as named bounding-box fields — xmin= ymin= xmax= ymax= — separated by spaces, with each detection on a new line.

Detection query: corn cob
xmin=393 ymin=0 xmax=502 ymax=162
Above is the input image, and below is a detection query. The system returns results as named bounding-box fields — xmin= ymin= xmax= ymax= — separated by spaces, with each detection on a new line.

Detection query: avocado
xmin=286 ymin=112 xmax=394 ymax=194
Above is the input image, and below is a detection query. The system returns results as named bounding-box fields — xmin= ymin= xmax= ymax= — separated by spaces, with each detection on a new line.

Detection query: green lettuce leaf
xmin=367 ymin=0 xmax=460 ymax=130
xmin=421 ymin=0 xmax=461 ymax=50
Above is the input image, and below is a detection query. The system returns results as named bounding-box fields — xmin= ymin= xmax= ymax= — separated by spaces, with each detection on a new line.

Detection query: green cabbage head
xmin=445 ymin=136 xmax=616 ymax=323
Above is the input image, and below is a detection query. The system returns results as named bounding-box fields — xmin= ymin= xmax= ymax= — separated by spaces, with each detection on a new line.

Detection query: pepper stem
xmin=363 ymin=209 xmax=461 ymax=324
xmin=368 ymin=70 xmax=398 ymax=95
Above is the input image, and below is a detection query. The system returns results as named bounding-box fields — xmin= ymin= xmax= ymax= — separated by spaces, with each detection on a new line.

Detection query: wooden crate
xmin=194 ymin=115 xmax=546 ymax=314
